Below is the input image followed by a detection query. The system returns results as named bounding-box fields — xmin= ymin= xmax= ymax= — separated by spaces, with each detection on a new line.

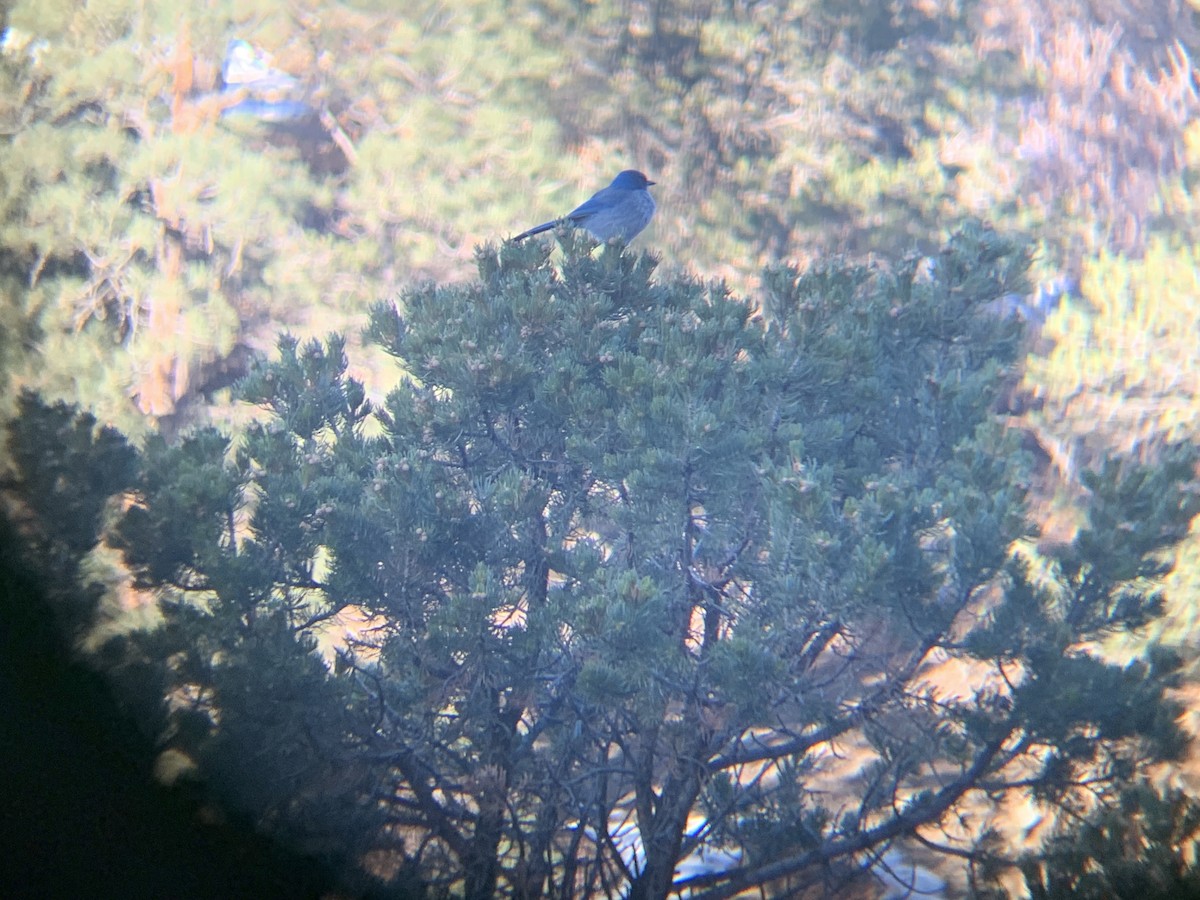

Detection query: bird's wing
xmin=564 ymin=187 xmax=615 ymax=224
xmin=512 ymin=183 xmax=623 ymax=240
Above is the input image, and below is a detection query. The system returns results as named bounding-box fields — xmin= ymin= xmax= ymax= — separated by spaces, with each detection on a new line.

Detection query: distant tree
xmin=530 ymin=0 xmax=1027 ymax=267
xmin=7 ymin=225 xmax=1197 ymax=898
xmin=0 ymin=0 xmax=573 ymax=438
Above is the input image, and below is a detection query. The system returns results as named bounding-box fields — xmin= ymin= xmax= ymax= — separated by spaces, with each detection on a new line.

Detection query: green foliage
xmin=1025 ymin=241 xmax=1200 ymax=652
xmin=8 ymin=224 xmax=1197 ymax=897
xmin=0 ymin=0 xmax=573 ymax=436
xmin=3 ymin=0 xmax=1198 ymax=488
xmin=6 ymin=390 xmax=138 ymax=557
xmin=527 ymin=0 xmax=1027 ymax=268
xmin=1028 ymin=241 xmax=1200 ymax=464
xmin=1010 ymin=783 xmax=1200 ymax=900
xmin=3 ymin=391 xmax=138 ymax=635
xmin=0 ymin=514 xmax=351 ymax=899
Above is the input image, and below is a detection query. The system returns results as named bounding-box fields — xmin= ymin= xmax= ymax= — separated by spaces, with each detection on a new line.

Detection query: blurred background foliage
xmin=3 ymin=0 xmax=1198 ymax=412
xmin=0 ymin=0 xmax=1186 ymax=386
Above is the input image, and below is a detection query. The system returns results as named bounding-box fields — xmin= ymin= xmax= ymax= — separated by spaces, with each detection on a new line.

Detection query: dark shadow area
xmin=0 ymin=524 xmax=349 ymax=900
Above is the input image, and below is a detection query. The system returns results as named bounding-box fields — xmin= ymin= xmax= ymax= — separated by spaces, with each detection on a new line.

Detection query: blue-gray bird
xmin=512 ymin=170 xmax=656 ymax=243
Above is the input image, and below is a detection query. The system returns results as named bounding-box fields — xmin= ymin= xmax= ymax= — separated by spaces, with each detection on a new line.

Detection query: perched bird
xmin=512 ymin=170 xmax=657 ymax=243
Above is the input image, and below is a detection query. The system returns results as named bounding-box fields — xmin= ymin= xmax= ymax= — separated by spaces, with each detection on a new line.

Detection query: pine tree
xmin=1011 ymin=783 xmax=1200 ymax=900
xmin=0 ymin=0 xmax=566 ymax=438
xmin=8 ymin=225 xmax=1197 ymax=898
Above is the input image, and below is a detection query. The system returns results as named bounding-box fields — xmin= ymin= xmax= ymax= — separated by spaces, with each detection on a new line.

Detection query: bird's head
xmin=611 ymin=170 xmax=656 ymax=190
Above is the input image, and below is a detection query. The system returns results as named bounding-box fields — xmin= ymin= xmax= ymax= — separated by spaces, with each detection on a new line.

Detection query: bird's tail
xmin=511 ymin=220 xmax=558 ymax=242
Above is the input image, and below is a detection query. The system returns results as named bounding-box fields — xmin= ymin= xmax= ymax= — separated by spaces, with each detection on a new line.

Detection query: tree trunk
xmin=625 ymin=756 xmax=706 ymax=900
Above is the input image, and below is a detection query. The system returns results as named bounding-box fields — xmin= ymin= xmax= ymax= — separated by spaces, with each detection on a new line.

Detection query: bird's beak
xmin=648 ymin=180 xmax=657 ymax=186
